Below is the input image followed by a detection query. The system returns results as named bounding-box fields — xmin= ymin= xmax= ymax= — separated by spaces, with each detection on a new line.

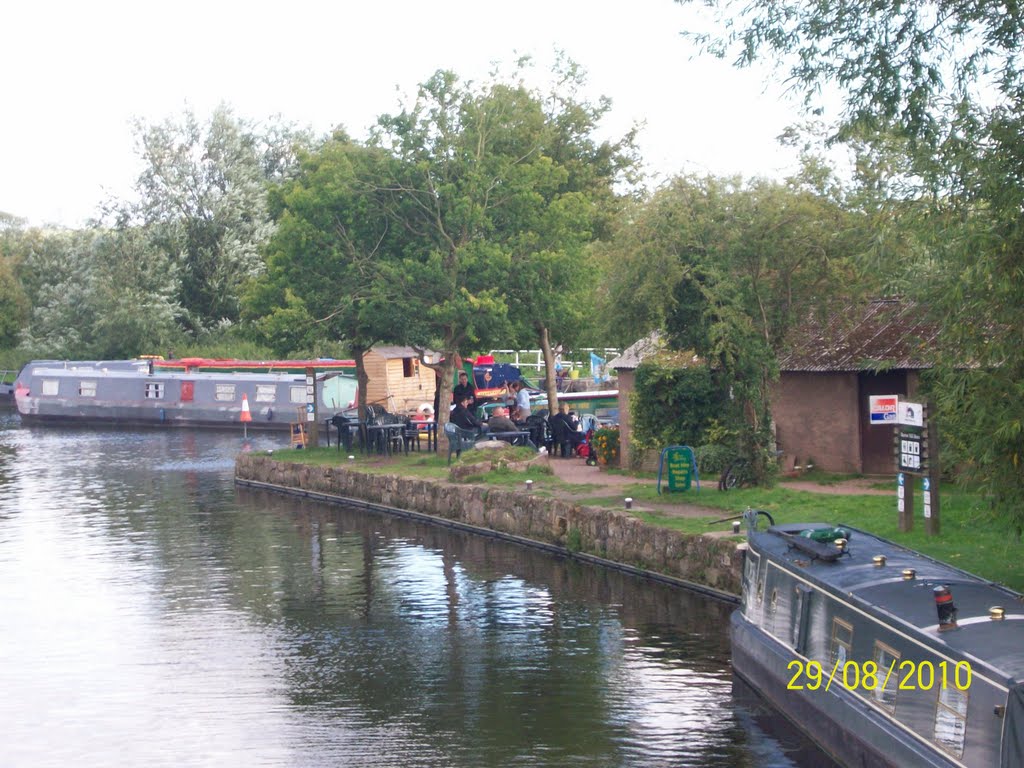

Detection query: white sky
xmin=3 ymin=0 xmax=814 ymax=228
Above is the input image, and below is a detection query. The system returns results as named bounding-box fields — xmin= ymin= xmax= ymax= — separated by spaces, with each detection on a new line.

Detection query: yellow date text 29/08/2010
xmin=786 ymin=659 xmax=972 ymax=693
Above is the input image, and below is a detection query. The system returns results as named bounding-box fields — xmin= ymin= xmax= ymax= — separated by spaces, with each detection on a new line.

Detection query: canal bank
xmin=234 ymin=453 xmax=744 ymax=600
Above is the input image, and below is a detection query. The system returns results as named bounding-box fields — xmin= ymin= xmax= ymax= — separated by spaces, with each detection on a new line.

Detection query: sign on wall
xmin=899 ymin=401 xmax=924 ymax=427
xmin=869 ymin=395 xmax=899 ymax=424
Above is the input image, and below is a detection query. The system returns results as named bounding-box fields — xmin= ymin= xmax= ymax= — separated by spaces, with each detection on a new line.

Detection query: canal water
xmin=0 ymin=414 xmax=835 ymax=767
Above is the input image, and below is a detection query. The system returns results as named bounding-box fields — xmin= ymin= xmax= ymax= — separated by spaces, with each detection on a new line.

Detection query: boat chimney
xmin=901 ymin=568 xmax=916 ymax=580
xmin=989 ymin=606 xmax=1006 ymax=621
xmin=934 ymin=585 xmax=958 ymax=631
xmin=873 ymin=555 xmax=886 ymax=567
xmin=834 ymin=538 xmax=847 ymax=553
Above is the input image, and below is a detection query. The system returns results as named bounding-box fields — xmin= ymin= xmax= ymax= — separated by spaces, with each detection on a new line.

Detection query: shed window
xmin=255 ymin=384 xmax=276 ymax=403
xmin=933 ymin=686 xmax=968 ymax=758
xmin=215 ymin=384 xmax=235 ymax=402
xmin=41 ymin=379 xmax=59 ymax=396
xmin=79 ymin=381 xmax=97 ymax=397
xmin=145 ymin=382 xmax=164 ymax=399
xmin=403 ymin=357 xmax=417 ymax=377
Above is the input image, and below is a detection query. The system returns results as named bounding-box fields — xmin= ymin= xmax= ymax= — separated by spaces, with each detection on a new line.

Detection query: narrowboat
xmin=732 ymin=509 xmax=1024 ymax=767
xmin=13 ymin=359 xmax=357 ymax=430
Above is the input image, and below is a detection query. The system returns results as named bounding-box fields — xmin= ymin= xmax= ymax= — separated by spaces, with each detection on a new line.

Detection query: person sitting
xmin=487 ymin=406 xmax=518 ymax=433
xmin=452 ymin=371 xmax=475 ymax=408
xmin=412 ymin=403 xmax=434 ymax=423
xmin=548 ymin=404 xmax=585 ymax=456
xmin=449 ymin=395 xmax=486 ymax=436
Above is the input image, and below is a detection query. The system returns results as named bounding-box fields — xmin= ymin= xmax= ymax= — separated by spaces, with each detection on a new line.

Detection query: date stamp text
xmin=787 ymin=659 xmax=972 ymax=693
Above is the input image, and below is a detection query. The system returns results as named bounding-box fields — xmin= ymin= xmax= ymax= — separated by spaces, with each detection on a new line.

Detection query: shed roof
xmin=778 ymin=298 xmax=938 ymax=372
xmin=370 ymin=346 xmax=434 ymax=360
xmin=608 ymin=331 xmax=664 ymax=371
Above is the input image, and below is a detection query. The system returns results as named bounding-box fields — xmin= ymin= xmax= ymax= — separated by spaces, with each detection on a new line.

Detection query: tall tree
xmin=246 ymin=135 xmax=407 ymax=417
xmin=371 ymin=63 xmax=635 ymax=422
xmin=118 ymin=106 xmax=311 ymax=335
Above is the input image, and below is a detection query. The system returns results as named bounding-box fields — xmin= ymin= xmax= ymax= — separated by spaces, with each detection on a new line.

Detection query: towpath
xmin=545 ymin=457 xmax=889 ymax=528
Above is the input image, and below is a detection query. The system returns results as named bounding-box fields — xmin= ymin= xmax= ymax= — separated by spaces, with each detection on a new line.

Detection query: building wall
xmin=772 ymin=372 xmax=862 ymax=473
xmin=617 ymin=370 xmax=635 ymax=468
xmin=364 ymin=351 xmax=437 ymax=415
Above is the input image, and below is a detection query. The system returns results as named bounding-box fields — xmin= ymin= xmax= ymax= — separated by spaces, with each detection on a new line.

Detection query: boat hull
xmin=13 ymin=360 xmax=358 ymax=433
xmin=731 ymin=611 xmax=959 ymax=768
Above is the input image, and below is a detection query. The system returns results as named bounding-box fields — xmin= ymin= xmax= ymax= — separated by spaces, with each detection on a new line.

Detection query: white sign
xmin=899 ymin=401 xmax=924 ymax=427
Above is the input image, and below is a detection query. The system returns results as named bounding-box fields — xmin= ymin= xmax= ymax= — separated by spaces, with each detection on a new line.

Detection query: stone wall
xmin=235 ymin=454 xmax=742 ymax=597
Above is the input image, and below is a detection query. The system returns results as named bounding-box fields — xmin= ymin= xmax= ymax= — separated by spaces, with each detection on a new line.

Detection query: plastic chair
xmin=444 ymin=422 xmax=479 ymax=465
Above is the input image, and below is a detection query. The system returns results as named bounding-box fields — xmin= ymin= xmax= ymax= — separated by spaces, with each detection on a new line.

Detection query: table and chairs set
xmin=324 ymin=406 xmax=590 ymax=463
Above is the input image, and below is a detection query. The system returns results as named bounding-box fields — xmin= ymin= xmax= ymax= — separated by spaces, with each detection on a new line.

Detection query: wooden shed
xmin=363 ymin=346 xmax=438 ymax=416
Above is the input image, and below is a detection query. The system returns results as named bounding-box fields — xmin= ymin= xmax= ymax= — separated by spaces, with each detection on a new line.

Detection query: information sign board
xmin=656 ymin=445 xmax=699 ymax=494
xmin=898 ymin=430 xmax=923 ymax=473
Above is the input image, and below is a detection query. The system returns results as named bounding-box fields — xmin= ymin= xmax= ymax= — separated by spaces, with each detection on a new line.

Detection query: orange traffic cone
xmin=240 ymin=393 xmax=252 ymax=423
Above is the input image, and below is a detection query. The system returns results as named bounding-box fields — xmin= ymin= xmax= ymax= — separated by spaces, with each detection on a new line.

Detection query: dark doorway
xmin=858 ymin=371 xmax=906 ymax=474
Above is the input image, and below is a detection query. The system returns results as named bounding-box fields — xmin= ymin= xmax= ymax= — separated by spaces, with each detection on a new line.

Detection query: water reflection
xmin=0 ymin=419 xmax=832 ymax=767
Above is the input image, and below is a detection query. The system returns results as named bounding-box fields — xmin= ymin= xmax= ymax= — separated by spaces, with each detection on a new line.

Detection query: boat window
xmin=872 ymin=641 xmax=901 ymax=712
xmin=42 ymin=379 xmax=59 ymax=396
xmin=289 ymin=386 xmax=305 ymax=405
xmin=145 ymin=382 xmax=164 ymax=399
xmin=215 ymin=384 xmax=235 ymax=402
xmin=769 ymin=587 xmax=779 ymax=616
xmin=255 ymin=385 xmax=276 ymax=403
xmin=830 ymin=618 xmax=854 ymax=666
xmin=933 ymin=686 xmax=968 ymax=758
xmin=79 ymin=381 xmax=97 ymax=397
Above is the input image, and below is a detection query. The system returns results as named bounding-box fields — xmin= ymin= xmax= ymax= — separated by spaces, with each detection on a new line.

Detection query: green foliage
xmin=565 ymin=527 xmax=583 ymax=552
xmin=631 ymin=359 xmax=727 ymax=449
xmin=120 ymin=106 xmax=312 ymax=335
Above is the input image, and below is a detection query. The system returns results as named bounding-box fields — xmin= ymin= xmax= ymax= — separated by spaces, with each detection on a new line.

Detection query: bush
xmin=593 ymin=427 xmax=620 ymax=466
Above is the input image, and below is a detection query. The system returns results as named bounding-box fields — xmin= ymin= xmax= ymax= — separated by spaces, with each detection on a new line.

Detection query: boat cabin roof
xmin=22 ymin=361 xmax=307 ymax=384
xmin=752 ymin=522 xmax=1024 ymax=684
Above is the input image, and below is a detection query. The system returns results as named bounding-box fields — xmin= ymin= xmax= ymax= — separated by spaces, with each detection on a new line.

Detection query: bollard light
xmin=348 ymin=455 xmax=355 ymax=461
xmin=732 ymin=521 xmax=741 ymax=534
xmin=624 ymin=497 xmax=633 ymax=510
xmin=526 ymin=479 xmax=534 ymax=491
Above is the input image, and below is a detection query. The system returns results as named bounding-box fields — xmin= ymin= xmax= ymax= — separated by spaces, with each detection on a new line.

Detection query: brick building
xmin=773 ymin=298 xmax=937 ymax=474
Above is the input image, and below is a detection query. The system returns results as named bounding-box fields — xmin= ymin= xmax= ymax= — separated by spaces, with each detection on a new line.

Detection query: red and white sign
xmin=869 ymin=395 xmax=899 ymax=424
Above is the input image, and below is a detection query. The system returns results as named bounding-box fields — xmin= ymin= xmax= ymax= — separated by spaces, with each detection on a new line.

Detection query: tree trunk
xmin=538 ymin=325 xmax=559 ymax=416
xmin=353 ymin=345 xmax=370 ymax=422
xmin=435 ymin=353 xmax=457 ymax=452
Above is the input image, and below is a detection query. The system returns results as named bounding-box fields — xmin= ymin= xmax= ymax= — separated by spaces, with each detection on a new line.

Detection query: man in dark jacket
xmin=452 ymin=370 xmax=475 ymax=408
xmin=450 ymin=395 xmax=486 ymax=435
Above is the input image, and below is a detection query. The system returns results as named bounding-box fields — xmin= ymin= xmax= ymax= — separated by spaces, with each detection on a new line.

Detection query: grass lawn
xmin=255 ymin=447 xmax=1023 ymax=592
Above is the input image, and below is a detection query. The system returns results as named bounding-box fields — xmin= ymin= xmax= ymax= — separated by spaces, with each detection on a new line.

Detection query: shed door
xmin=858 ymin=371 xmax=906 ymax=474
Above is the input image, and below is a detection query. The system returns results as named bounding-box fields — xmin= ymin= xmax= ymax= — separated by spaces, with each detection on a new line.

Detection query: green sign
xmin=663 ymin=446 xmax=694 ymax=491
